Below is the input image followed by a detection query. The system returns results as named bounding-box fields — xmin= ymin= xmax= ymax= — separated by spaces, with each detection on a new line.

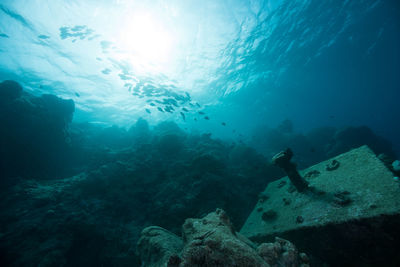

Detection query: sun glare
xmin=117 ymin=13 xmax=174 ymax=66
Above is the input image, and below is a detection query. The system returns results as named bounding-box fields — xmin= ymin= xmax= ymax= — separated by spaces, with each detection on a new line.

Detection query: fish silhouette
xmin=180 ymin=112 xmax=186 ymax=121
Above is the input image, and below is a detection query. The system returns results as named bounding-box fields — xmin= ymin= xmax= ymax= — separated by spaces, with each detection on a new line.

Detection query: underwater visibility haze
xmin=0 ymin=0 xmax=400 ymax=266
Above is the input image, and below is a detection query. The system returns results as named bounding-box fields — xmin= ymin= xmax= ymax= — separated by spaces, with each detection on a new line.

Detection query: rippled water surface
xmin=0 ymin=0 xmax=399 ymax=151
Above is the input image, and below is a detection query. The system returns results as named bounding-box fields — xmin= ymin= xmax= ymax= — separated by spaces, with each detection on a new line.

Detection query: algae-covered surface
xmin=241 ymin=145 xmax=400 ymax=240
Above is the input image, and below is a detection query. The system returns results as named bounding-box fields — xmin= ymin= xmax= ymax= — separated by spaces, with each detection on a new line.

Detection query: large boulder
xmin=0 ymin=80 xmax=23 ymax=101
xmin=137 ymin=209 xmax=309 ymax=267
xmin=179 ymin=209 xmax=268 ymax=267
xmin=40 ymin=94 xmax=75 ymax=126
xmin=0 ymin=80 xmax=76 ymax=181
xmin=137 ymin=226 xmax=183 ymax=267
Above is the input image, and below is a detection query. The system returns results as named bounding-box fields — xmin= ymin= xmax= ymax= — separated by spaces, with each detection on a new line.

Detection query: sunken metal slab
xmin=241 ymin=145 xmax=400 ymax=242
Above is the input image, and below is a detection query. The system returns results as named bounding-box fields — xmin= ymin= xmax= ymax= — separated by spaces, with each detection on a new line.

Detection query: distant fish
xmin=38 ymin=35 xmax=50 ymax=39
xmin=198 ymin=111 xmax=205 ymax=115
xmin=194 ymin=118 xmax=197 ymax=121
xmin=310 ymin=147 xmax=316 ymax=153
xmin=204 ymin=116 xmax=210 ymax=120
xmin=75 ymin=92 xmax=80 ymax=97
xmin=88 ymin=34 xmax=101 ymax=41
xmin=189 ymin=103 xmax=194 ymax=107
xmin=145 ymin=108 xmax=151 ymax=114
xmin=221 ymin=122 xmax=226 ymax=126
xmin=0 ymin=33 xmax=10 ymax=38
xmin=162 ymin=98 xmax=178 ymax=107
xmin=150 ymin=103 xmax=156 ymax=106
xmin=196 ymin=103 xmax=201 ymax=108
xmin=180 ymin=112 xmax=186 ymax=121
xmin=329 ymin=115 xmax=335 ymax=119
xmin=157 ymin=107 xmax=164 ymax=113
xmin=164 ymin=106 xmax=173 ymax=113
xmin=102 ymin=68 xmax=111 ymax=75
xmin=182 ymin=108 xmax=189 ymax=112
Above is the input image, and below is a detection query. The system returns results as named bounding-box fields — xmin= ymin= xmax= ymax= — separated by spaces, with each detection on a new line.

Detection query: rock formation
xmin=137 ymin=209 xmax=309 ymax=267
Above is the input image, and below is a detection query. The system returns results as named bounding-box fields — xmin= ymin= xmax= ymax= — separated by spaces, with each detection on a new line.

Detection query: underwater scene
xmin=1 ymin=0 xmax=400 ymax=266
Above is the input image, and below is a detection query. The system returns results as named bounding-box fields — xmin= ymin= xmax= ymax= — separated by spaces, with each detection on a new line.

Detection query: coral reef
xmin=0 ymin=84 xmax=282 ymax=265
xmin=0 ymin=83 xmax=398 ymax=266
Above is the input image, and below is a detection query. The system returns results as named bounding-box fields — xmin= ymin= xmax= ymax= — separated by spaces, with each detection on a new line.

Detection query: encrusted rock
xmin=258 ymin=192 xmax=269 ymax=203
xmin=287 ymin=185 xmax=296 ymax=193
xmin=326 ymin=159 xmax=340 ymax=171
xmin=258 ymin=237 xmax=309 ymax=267
xmin=137 ymin=226 xmax=183 ymax=267
xmin=180 ymin=209 xmax=268 ymax=267
xmin=137 ymin=209 xmax=308 ymax=267
xmin=304 ymin=170 xmax=320 ymax=179
xmin=277 ymin=180 xmax=287 ymax=188
xmin=333 ymin=191 xmax=352 ymax=207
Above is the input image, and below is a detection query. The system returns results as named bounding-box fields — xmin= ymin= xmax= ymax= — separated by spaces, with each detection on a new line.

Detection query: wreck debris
xmin=326 ymin=159 xmax=340 ymax=171
xmin=262 ymin=209 xmax=278 ymax=221
xmin=242 ymin=146 xmax=400 ymax=266
xmin=296 ymin=216 xmax=304 ymax=224
xmin=272 ymin=148 xmax=309 ymax=192
xmin=304 ymin=170 xmax=321 ymax=179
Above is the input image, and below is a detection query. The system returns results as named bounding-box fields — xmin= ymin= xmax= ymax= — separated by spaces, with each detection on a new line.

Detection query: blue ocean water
xmin=1 ymin=0 xmax=400 ymax=266
xmin=1 ymin=0 xmax=399 ymax=152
